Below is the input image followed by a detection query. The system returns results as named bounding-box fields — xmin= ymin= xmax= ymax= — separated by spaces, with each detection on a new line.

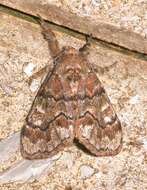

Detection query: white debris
xmin=80 ymin=165 xmax=94 ymax=179
xmin=143 ymin=28 xmax=147 ymax=35
xmin=0 ymin=132 xmax=20 ymax=163
xmin=60 ymin=152 xmax=74 ymax=169
xmin=0 ymin=154 xmax=61 ymax=183
xmin=95 ymin=172 xmax=102 ymax=179
xmin=92 ymin=0 xmax=101 ymax=7
xmin=129 ymin=95 xmax=140 ymax=104
xmin=142 ymin=138 xmax=147 ymax=151
xmin=29 ymin=79 xmax=40 ymax=92
xmin=23 ymin=63 xmax=35 ymax=77
xmin=144 ymin=13 xmax=147 ymax=20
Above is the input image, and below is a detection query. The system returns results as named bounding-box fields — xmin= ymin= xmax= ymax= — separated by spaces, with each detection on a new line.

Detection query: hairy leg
xmin=37 ymin=15 xmax=61 ymax=59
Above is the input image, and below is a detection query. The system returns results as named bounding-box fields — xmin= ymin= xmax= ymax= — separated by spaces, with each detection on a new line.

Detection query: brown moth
xmin=20 ymin=16 xmax=122 ymax=159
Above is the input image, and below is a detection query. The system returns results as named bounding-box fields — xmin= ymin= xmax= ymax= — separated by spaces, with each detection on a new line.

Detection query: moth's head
xmin=60 ymin=47 xmax=87 ymax=82
xmin=56 ymin=46 xmax=91 ymax=83
xmin=64 ymin=65 xmax=82 ymax=82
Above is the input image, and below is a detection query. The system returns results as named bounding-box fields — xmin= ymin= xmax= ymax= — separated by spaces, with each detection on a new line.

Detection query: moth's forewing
xmin=20 ymin=59 xmax=75 ymax=159
xmin=75 ymin=72 xmax=122 ymax=156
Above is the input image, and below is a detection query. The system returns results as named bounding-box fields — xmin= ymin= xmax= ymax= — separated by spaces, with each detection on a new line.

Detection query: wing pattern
xmin=20 ymin=40 xmax=122 ymax=159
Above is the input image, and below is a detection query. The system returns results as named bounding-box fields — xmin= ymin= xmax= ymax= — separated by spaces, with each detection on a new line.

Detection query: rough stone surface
xmin=0 ymin=12 xmax=147 ymax=190
xmin=0 ymin=0 xmax=147 ymax=54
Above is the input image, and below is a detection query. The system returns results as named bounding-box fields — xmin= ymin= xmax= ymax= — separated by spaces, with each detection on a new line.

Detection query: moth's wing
xmin=20 ymin=73 xmax=74 ymax=159
xmin=76 ymin=72 xmax=122 ymax=156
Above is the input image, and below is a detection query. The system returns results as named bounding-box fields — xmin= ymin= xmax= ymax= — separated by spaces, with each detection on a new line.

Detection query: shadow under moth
xmin=20 ymin=16 xmax=122 ymax=159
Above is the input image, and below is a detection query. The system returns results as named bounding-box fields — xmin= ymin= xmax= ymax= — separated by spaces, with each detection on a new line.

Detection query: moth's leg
xmin=79 ymin=34 xmax=98 ymax=72
xmin=79 ymin=34 xmax=92 ymax=54
xmin=80 ymin=34 xmax=118 ymax=72
xmin=37 ymin=15 xmax=61 ymax=59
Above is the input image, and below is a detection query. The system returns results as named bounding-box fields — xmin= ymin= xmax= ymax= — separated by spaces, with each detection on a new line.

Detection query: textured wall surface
xmin=0 ymin=0 xmax=147 ymax=54
xmin=0 ymin=9 xmax=147 ymax=190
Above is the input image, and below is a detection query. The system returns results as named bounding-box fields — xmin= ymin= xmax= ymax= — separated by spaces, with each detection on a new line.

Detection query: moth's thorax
xmin=58 ymin=47 xmax=90 ymax=74
xmin=63 ymin=46 xmax=78 ymax=54
xmin=56 ymin=49 xmax=90 ymax=97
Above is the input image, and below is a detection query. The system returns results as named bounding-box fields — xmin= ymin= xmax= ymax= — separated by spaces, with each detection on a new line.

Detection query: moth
xmin=20 ymin=16 xmax=122 ymax=159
